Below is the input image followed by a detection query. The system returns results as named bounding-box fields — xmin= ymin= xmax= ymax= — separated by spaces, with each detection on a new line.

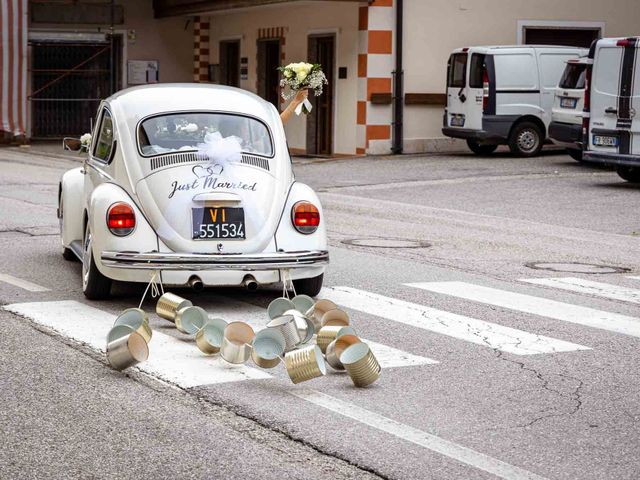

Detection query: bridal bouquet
xmin=278 ymin=62 xmax=328 ymax=114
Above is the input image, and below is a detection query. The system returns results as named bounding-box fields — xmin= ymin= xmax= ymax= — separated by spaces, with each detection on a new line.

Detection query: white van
xmin=443 ymin=45 xmax=587 ymax=156
xmin=583 ymin=37 xmax=640 ymax=182
xmin=549 ymin=57 xmax=591 ymax=161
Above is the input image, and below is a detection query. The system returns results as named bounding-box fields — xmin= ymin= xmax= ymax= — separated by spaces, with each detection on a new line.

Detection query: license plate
xmin=560 ymin=97 xmax=578 ymax=109
xmin=450 ymin=115 xmax=465 ymax=127
xmin=192 ymin=207 xmax=245 ymax=239
xmin=593 ymin=135 xmax=619 ymax=147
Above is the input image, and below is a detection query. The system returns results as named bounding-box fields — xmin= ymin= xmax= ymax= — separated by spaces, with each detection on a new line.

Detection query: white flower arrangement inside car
xmin=278 ymin=62 xmax=328 ymax=115
xmin=80 ymin=133 xmax=92 ymax=152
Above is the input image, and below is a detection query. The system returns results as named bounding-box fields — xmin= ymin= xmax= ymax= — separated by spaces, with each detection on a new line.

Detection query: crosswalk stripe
xmin=0 ymin=272 xmax=49 ymax=292
xmin=408 ymin=282 xmax=640 ymax=339
xmin=521 ymin=277 xmax=640 ymax=304
xmin=293 ymin=390 xmax=548 ymax=480
xmin=206 ymin=295 xmax=438 ymax=368
xmin=628 ymin=276 xmax=640 ymax=281
xmin=3 ymin=300 xmax=271 ymax=387
xmin=319 ymin=287 xmax=589 ymax=355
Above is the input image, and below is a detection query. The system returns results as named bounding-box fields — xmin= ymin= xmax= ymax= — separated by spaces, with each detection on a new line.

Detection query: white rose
xmin=80 ymin=133 xmax=92 ymax=146
xmin=284 ymin=69 xmax=293 ymax=78
xmin=184 ymin=123 xmax=198 ymax=133
xmin=297 ymin=70 xmax=308 ymax=82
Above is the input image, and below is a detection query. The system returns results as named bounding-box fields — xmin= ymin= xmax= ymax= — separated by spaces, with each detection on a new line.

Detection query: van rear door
xmin=446 ymin=52 xmax=483 ymax=131
xmin=590 ymin=38 xmax=640 ymax=155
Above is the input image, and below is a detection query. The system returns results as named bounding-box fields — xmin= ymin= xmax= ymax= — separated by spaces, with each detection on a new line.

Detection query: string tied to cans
xmin=105 ymin=285 xmax=381 ymax=388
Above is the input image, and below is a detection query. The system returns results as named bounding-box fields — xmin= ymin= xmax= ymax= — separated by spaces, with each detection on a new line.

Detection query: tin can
xmin=266 ymin=315 xmax=301 ymax=352
xmin=292 ymin=294 xmax=315 ymax=316
xmin=175 ymin=305 xmax=208 ymax=335
xmin=156 ymin=292 xmax=193 ymax=322
xmin=316 ymin=325 xmax=356 ymax=354
xmin=107 ymin=324 xmax=136 ymax=344
xmin=220 ymin=322 xmax=255 ymax=364
xmin=311 ymin=299 xmax=337 ymax=331
xmin=251 ymin=328 xmax=286 ymax=369
xmin=283 ymin=309 xmax=315 ymax=344
xmin=285 ymin=345 xmax=326 ymax=384
xmin=340 ymin=342 xmax=381 ymax=387
xmin=321 ymin=308 xmax=350 ymax=328
xmin=325 ymin=334 xmax=361 ymax=371
xmin=267 ymin=297 xmax=296 ymax=320
xmin=195 ymin=317 xmax=228 ymax=355
xmin=106 ymin=331 xmax=149 ymax=371
xmin=113 ymin=308 xmax=152 ymax=343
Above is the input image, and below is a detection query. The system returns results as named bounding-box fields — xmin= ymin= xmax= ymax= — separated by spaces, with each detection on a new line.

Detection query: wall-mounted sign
xmin=127 ymin=60 xmax=158 ymax=85
xmin=240 ymin=57 xmax=249 ymax=81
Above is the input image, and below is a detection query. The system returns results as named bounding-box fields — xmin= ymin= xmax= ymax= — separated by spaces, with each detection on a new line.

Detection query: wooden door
xmin=307 ymin=35 xmax=334 ymax=155
xmin=220 ymin=40 xmax=240 ymax=87
xmin=257 ymin=38 xmax=281 ymax=108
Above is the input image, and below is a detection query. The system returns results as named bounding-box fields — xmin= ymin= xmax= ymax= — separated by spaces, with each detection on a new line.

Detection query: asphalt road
xmin=1 ymin=145 xmax=639 ymax=480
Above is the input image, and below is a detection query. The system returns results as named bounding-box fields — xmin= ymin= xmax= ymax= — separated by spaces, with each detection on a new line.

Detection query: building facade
xmin=4 ymin=0 xmax=640 ymax=154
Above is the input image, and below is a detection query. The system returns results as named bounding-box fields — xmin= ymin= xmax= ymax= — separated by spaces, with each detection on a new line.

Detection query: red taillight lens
xmin=482 ymin=69 xmax=489 ymax=112
xmin=107 ymin=202 xmax=136 ymax=236
xmin=617 ymin=39 xmax=632 ymax=47
xmin=292 ymin=201 xmax=320 ymax=234
xmin=582 ymin=66 xmax=592 ymax=143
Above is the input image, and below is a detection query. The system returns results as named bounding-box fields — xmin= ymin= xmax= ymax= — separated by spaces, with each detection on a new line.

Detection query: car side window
xmin=93 ymin=109 xmax=114 ymax=162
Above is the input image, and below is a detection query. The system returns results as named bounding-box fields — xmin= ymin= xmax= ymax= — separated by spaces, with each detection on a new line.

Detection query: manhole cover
xmin=341 ymin=238 xmax=431 ymax=249
xmin=525 ymin=262 xmax=631 ymax=274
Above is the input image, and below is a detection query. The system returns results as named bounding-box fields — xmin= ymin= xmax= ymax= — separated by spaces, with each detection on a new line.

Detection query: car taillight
xmin=482 ymin=68 xmax=489 ymax=113
xmin=582 ymin=66 xmax=592 ymax=143
xmin=107 ymin=202 xmax=136 ymax=236
xmin=291 ymin=201 xmax=320 ymax=234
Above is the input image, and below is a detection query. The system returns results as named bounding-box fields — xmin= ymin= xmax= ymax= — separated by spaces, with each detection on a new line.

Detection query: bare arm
xmin=280 ymin=90 xmax=308 ymax=125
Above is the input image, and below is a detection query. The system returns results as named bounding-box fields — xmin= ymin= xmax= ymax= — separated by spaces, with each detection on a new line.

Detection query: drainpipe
xmin=391 ymin=0 xmax=404 ymax=154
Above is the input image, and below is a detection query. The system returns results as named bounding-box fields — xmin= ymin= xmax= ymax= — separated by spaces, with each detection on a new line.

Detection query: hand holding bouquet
xmin=278 ymin=62 xmax=328 ymax=115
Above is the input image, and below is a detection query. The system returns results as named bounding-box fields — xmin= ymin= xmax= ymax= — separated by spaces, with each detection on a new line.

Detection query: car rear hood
xmin=134 ymin=162 xmax=285 ymax=254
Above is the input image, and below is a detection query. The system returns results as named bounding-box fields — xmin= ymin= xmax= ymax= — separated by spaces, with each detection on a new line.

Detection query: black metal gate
xmin=29 ymin=36 xmax=122 ymax=138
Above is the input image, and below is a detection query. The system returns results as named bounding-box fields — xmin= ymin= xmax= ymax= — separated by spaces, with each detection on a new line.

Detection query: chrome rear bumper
xmin=101 ymin=250 xmax=329 ymax=271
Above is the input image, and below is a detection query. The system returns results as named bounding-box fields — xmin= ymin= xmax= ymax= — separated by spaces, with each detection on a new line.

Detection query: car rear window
xmin=447 ymin=53 xmax=467 ymax=88
xmin=138 ymin=112 xmax=273 ymax=157
xmin=559 ymin=63 xmax=587 ymax=89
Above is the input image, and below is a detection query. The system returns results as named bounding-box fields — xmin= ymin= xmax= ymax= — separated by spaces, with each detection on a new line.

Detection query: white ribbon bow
xmin=295 ymin=98 xmax=313 ymax=116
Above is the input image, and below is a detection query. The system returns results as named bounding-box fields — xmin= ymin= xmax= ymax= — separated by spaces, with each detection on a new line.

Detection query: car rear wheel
xmin=82 ymin=221 xmax=112 ymax=300
xmin=616 ymin=166 xmax=640 ymax=183
xmin=508 ymin=122 xmax=543 ymax=157
xmin=567 ymin=149 xmax=583 ymax=162
xmin=466 ymin=140 xmax=498 ymax=155
xmin=293 ymin=273 xmax=324 ymax=298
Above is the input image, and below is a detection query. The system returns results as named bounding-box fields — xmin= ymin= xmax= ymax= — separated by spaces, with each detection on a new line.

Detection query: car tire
xmin=63 ymin=247 xmax=77 ymax=261
xmin=508 ymin=121 xmax=543 ymax=157
xmin=82 ymin=221 xmax=112 ymax=300
xmin=616 ymin=166 xmax=640 ymax=183
xmin=567 ymin=149 xmax=584 ymax=162
xmin=293 ymin=273 xmax=324 ymax=298
xmin=466 ymin=140 xmax=498 ymax=155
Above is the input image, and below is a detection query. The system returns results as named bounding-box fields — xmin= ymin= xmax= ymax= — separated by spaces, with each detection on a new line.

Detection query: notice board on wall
xmin=127 ymin=60 xmax=159 ymax=85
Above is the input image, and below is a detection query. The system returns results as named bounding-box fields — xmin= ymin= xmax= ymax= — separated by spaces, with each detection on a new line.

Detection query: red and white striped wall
xmin=0 ymin=0 xmax=28 ymax=138
xmin=193 ymin=16 xmax=210 ymax=82
xmin=357 ymin=0 xmax=394 ymax=155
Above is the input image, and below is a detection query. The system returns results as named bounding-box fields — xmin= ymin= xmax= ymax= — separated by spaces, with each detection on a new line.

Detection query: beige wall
xmin=403 ymin=0 xmax=640 ymax=151
xmin=205 ymin=2 xmax=360 ymax=155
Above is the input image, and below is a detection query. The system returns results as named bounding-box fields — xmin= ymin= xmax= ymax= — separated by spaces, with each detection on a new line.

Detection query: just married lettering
xmin=168 ymin=175 xmax=257 ymax=198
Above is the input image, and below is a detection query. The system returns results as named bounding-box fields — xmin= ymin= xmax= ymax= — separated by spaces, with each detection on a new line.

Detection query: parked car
xmin=443 ymin=45 xmax=587 ymax=156
xmin=583 ymin=37 xmax=640 ymax=182
xmin=58 ymin=84 xmax=329 ymax=300
xmin=548 ymin=57 xmax=591 ymax=161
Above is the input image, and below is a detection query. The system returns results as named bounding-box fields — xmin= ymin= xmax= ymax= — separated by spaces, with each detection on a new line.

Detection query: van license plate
xmin=593 ymin=135 xmax=619 ymax=147
xmin=560 ymin=97 xmax=577 ymax=109
xmin=450 ymin=116 xmax=465 ymax=127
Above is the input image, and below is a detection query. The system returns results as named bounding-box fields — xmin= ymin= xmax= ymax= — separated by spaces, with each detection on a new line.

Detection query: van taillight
xmin=482 ymin=69 xmax=489 ymax=113
xmin=617 ymin=39 xmax=632 ymax=47
xmin=582 ymin=66 xmax=592 ymax=144
xmin=107 ymin=202 xmax=136 ymax=236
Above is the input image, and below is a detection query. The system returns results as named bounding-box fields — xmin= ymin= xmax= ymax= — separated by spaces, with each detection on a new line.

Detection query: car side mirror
xmin=63 ymin=137 xmax=82 ymax=151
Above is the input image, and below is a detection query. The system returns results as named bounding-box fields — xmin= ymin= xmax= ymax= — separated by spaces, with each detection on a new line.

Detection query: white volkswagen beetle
xmin=58 ymin=84 xmax=328 ymax=300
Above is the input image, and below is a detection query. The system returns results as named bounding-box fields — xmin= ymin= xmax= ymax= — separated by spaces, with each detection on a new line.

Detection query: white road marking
xmin=292 ymin=390 xmax=548 ymax=480
xmin=628 ymin=276 xmax=640 ymax=281
xmin=3 ymin=300 xmax=271 ymax=387
xmin=409 ymin=282 xmax=640 ymax=339
xmin=0 ymin=272 xmax=49 ymax=292
xmin=521 ymin=277 xmax=640 ymax=304
xmin=207 ymin=295 xmax=438 ymax=368
xmin=319 ymin=287 xmax=589 ymax=355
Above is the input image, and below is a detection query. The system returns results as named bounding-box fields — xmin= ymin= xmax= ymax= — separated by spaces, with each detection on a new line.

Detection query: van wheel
xmin=567 ymin=149 xmax=583 ymax=162
xmin=293 ymin=274 xmax=324 ymax=298
xmin=508 ymin=122 xmax=543 ymax=157
xmin=616 ymin=166 xmax=640 ymax=183
xmin=466 ymin=140 xmax=498 ymax=155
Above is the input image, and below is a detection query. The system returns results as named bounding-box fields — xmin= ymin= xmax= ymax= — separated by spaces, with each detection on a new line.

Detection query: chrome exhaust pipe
xmin=243 ymin=276 xmax=258 ymax=292
xmin=188 ymin=276 xmax=204 ymax=292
